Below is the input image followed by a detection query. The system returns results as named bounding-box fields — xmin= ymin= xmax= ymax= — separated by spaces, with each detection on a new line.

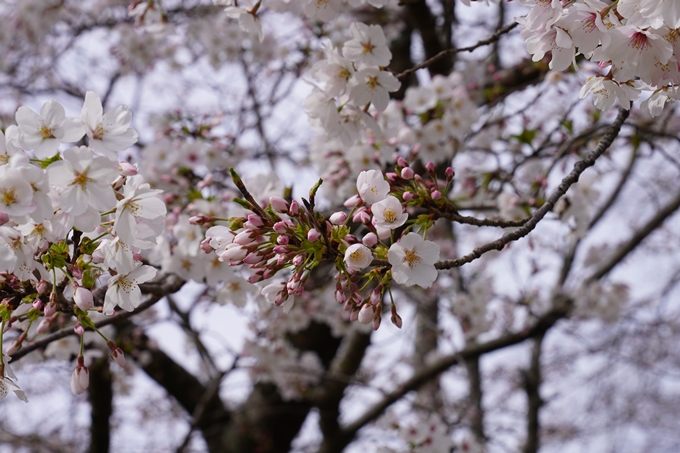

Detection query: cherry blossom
xmin=104 ymin=263 xmax=157 ymax=315
xmin=388 ymin=233 xmax=440 ymax=288
xmin=81 ymin=91 xmax=139 ymax=161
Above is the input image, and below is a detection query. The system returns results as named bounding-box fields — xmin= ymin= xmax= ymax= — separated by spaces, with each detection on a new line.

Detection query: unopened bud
xmin=110 ymin=347 xmax=126 ymax=368
xmin=277 ymin=235 xmax=289 ymax=245
xmin=397 ymin=157 xmax=408 ymax=168
xmin=269 ymin=196 xmax=289 ymax=213
xmin=243 ymin=253 xmax=263 ymax=265
xmin=70 ymin=363 xmax=89 ymax=395
xmin=445 ymin=167 xmax=455 ymax=179
xmin=273 ymin=245 xmax=288 ymax=254
xmin=74 ymin=322 xmax=85 ymax=336
xmin=307 ymin=228 xmax=321 ymax=242
xmin=200 ymin=238 xmax=213 ymax=254
xmin=36 ymin=280 xmax=47 ymax=295
xmin=32 ymin=298 xmax=44 ymax=310
xmin=44 ymin=300 xmax=58 ymax=317
xmin=289 ymin=200 xmax=300 ymax=216
xmin=390 ymin=313 xmax=403 ymax=329
xmin=6 ymin=340 xmax=21 ymax=355
xmin=362 ymin=232 xmax=378 ymax=247
xmin=118 ymin=162 xmax=138 ymax=176
xmin=329 ymin=212 xmax=347 ymax=225
xmin=247 ymin=272 xmax=264 ymax=283
xmin=431 ymin=190 xmax=442 ymax=200
xmin=247 ymin=214 xmax=264 ymax=227
xmin=403 ymin=191 xmax=415 ymax=201
xmin=401 ymin=167 xmax=414 ymax=180
xmin=36 ymin=318 xmax=51 ymax=334
xmin=372 ymin=315 xmax=382 ymax=331
xmin=273 ymin=221 xmax=288 ymax=234
xmin=74 ymin=287 xmax=94 ymax=311
xmin=344 ymin=195 xmax=361 ymax=208
xmin=358 ymin=304 xmax=374 ymax=324
xmin=292 ymin=254 xmax=305 ymax=267
xmin=425 ymin=161 xmax=436 ymax=173
xmin=0 ymin=212 xmax=9 ymax=225
xmin=385 ymin=172 xmax=398 ymax=182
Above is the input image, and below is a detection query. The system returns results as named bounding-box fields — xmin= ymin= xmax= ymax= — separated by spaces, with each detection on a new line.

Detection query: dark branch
xmin=435 ymin=108 xmax=630 ymax=270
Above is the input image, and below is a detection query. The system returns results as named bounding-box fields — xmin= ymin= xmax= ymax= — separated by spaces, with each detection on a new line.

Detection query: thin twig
xmin=435 ymin=109 xmax=630 ymax=270
xmin=396 ymin=22 xmax=519 ymax=80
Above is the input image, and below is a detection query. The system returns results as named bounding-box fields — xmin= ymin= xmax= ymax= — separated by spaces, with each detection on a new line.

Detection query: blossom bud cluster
xmin=0 ymin=92 xmax=163 ymax=400
xmin=520 ymin=0 xmax=680 ymax=116
xmin=204 ymin=166 xmax=446 ymax=330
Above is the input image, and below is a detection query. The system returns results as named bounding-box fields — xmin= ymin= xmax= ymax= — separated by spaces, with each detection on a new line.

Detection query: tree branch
xmin=397 ymin=22 xmax=518 ymax=80
xmin=435 ymin=108 xmax=630 ymax=270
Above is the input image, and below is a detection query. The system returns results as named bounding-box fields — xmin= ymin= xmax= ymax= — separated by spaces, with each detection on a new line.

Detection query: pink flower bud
xmin=370 ymin=287 xmax=383 ymax=305
xmin=110 ymin=347 xmax=126 ymax=368
xmin=329 ymin=212 xmax=347 ymax=225
xmin=0 ymin=212 xmax=9 ymax=225
xmin=218 ymin=244 xmax=248 ymax=262
xmin=344 ymin=234 xmax=359 ymax=244
xmin=70 ymin=265 xmax=83 ymax=280
xmin=243 ymin=253 xmax=263 ymax=265
xmin=274 ymin=291 xmax=289 ymax=306
xmin=385 ymin=172 xmax=398 ymax=182
xmin=234 ymin=230 xmax=255 ymax=245
xmin=358 ymin=304 xmax=374 ymax=324
xmin=350 ymin=208 xmax=367 ymax=224
xmin=292 ymin=255 xmax=305 ymax=267
xmin=44 ymin=300 xmax=58 ymax=317
xmin=36 ymin=280 xmax=47 ymax=295
xmin=6 ymin=340 xmax=21 ymax=355
xmin=247 ymin=214 xmax=264 ymax=227
xmin=36 ymin=318 xmax=51 ymax=334
xmin=32 ymin=298 xmax=43 ymax=310
xmin=445 ymin=167 xmax=455 ymax=179
xmin=74 ymin=322 xmax=85 ymax=336
xmin=289 ymin=200 xmax=300 ymax=216
xmin=273 ymin=221 xmax=288 ymax=234
xmin=401 ymin=167 xmax=414 ymax=180
xmin=431 ymin=190 xmax=442 ymax=200
xmin=189 ymin=215 xmax=211 ymax=225
xmin=397 ymin=157 xmax=408 ymax=168
xmin=200 ymin=238 xmax=213 ymax=254
xmin=277 ymin=235 xmax=289 ymax=245
xmin=74 ymin=287 xmax=94 ymax=311
xmin=307 ymin=228 xmax=321 ymax=242
xmin=273 ymin=245 xmax=288 ymax=254
xmin=403 ymin=191 xmax=415 ymax=201
xmin=269 ymin=196 xmax=289 ymax=213
xmin=372 ymin=315 xmax=382 ymax=331
xmin=362 ymin=232 xmax=378 ymax=247
xmin=425 ymin=161 xmax=436 ymax=173
xmin=335 ymin=290 xmax=346 ymax=304
xmin=391 ymin=313 xmax=403 ymax=329
xmin=71 ymin=363 xmax=89 ymax=395
xmin=118 ymin=162 xmax=138 ymax=176
xmin=350 ymin=307 xmax=360 ymax=322
xmin=344 ymin=195 xmax=361 ymax=208
xmin=247 ymin=272 xmax=264 ymax=283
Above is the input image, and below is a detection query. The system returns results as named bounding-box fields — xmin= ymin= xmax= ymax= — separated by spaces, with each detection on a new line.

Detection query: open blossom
xmin=104 ymin=263 xmax=157 ymax=314
xmin=372 ymin=196 xmax=408 ymax=230
xmin=225 ymin=7 xmax=263 ymax=42
xmin=15 ymin=99 xmax=85 ymax=159
xmin=344 ymin=243 xmax=373 ymax=271
xmin=349 ymin=67 xmax=401 ymax=112
xmin=356 ymin=169 xmax=390 ymax=205
xmin=388 ymin=233 xmax=440 ymax=288
xmin=342 ymin=22 xmax=392 ymax=67
xmin=113 ymin=175 xmax=166 ymax=245
xmin=579 ymin=76 xmax=641 ymax=111
xmin=81 ymin=91 xmax=139 ymax=161
xmin=0 ymin=165 xmax=35 ymax=217
xmin=304 ymin=0 xmax=342 ymax=21
xmin=47 ymin=146 xmax=119 ymax=216
xmin=1 ymin=355 xmax=28 ymax=402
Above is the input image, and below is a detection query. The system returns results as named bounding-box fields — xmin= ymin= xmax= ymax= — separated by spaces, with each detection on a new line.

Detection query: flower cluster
xmin=200 ymin=162 xmax=455 ymax=330
xmin=0 ymin=93 xmax=166 ymax=399
xmin=519 ymin=0 xmax=680 ymax=115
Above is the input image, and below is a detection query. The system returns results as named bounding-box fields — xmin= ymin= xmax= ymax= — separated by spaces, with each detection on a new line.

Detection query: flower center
xmin=630 ymin=32 xmax=649 ymax=51
xmin=349 ymin=249 xmax=365 ymax=263
xmin=39 ymin=125 xmax=55 ymax=139
xmin=383 ymin=208 xmax=397 ymax=223
xmin=404 ymin=249 xmax=420 ymax=267
xmin=362 ymin=41 xmax=375 ymax=54
xmin=1 ymin=188 xmax=17 ymax=206
xmin=92 ymin=124 xmax=106 ymax=140
xmin=72 ymin=172 xmax=91 ymax=189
